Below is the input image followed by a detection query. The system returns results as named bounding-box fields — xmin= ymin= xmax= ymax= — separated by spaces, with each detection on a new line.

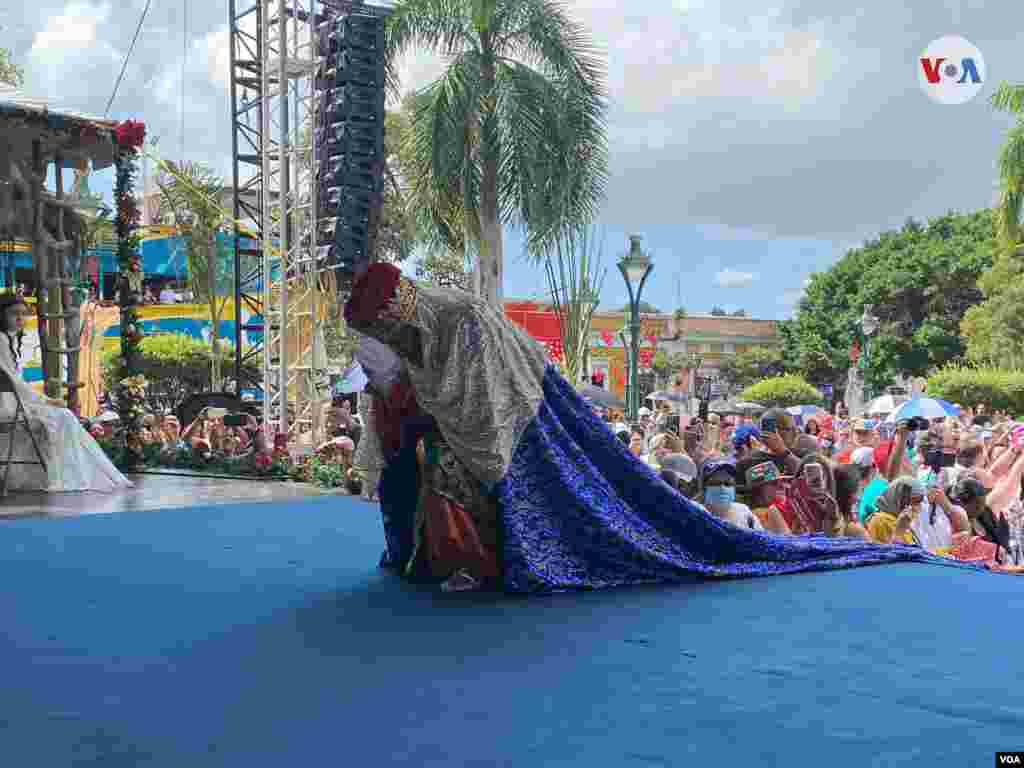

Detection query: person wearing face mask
xmin=700 ymin=460 xmax=765 ymax=531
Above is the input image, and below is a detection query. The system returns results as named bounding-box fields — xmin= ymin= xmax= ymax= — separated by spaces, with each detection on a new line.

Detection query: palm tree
xmin=387 ymin=0 xmax=609 ymax=307
xmin=543 ymin=225 xmax=606 ymax=385
xmin=991 ymin=81 xmax=1024 ymax=253
xmin=155 ymin=160 xmax=232 ymax=390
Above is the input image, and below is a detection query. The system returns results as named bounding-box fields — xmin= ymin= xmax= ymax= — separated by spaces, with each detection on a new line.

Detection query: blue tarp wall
xmin=0 ymin=232 xmax=267 ymax=289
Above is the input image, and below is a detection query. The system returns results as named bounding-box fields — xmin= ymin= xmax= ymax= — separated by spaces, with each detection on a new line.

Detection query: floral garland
xmin=113 ymin=120 xmax=147 ymax=468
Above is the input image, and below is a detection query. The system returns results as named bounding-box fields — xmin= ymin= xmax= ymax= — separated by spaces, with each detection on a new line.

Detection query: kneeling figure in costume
xmin=346 ymin=264 xmax=969 ymax=595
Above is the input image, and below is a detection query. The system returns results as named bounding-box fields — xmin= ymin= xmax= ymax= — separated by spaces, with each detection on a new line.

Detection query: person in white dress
xmin=0 ymin=294 xmax=133 ymax=493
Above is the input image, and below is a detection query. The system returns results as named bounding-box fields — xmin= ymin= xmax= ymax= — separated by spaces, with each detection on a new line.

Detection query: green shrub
xmin=738 ymin=375 xmax=823 ymax=408
xmin=926 ymin=363 xmax=1024 ymax=414
xmin=101 ymin=333 xmax=260 ymax=415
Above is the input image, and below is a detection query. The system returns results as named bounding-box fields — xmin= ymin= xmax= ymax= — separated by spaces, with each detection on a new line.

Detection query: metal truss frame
xmin=229 ymin=0 xmax=328 ymax=446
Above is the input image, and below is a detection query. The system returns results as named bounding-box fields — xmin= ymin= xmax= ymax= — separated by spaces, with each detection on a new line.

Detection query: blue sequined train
xmin=380 ymin=365 xmax=978 ymax=594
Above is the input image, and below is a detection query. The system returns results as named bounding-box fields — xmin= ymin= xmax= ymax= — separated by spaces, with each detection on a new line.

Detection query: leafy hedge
xmin=738 ymin=375 xmax=823 ymax=408
xmin=101 ymin=333 xmax=260 ymax=415
xmin=926 ymin=364 xmax=1024 ymax=415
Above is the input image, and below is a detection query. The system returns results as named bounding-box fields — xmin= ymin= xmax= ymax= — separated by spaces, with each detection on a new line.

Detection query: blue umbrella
xmin=786 ymin=404 xmax=825 ymax=425
xmin=885 ymin=397 xmax=960 ymax=423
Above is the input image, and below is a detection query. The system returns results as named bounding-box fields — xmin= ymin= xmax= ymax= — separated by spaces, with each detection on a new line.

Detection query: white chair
xmin=0 ymin=369 xmax=48 ymax=496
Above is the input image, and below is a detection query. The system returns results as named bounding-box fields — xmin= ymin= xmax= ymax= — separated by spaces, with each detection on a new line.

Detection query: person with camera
xmin=946 ymin=478 xmax=1024 ymax=571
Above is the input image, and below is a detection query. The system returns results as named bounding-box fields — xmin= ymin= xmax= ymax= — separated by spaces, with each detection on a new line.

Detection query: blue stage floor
xmin=1 ymin=495 xmax=1021 ymax=767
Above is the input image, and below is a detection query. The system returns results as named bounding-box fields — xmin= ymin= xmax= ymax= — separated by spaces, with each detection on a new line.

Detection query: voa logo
xmin=918 ymin=35 xmax=985 ymax=105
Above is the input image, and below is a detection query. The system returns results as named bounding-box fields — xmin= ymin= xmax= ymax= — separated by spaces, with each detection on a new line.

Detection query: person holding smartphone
xmin=864 ymin=477 xmax=923 ymax=544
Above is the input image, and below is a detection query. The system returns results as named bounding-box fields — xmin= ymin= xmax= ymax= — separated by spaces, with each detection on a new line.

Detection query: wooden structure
xmin=0 ymin=87 xmax=121 ymax=414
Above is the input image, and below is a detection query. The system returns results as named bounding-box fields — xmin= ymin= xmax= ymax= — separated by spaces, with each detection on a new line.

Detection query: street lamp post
xmin=618 ymin=327 xmax=631 ymax=415
xmin=686 ymin=352 xmax=703 ymax=419
xmin=860 ymin=305 xmax=880 ymax=402
xmin=618 ymin=235 xmax=653 ymax=422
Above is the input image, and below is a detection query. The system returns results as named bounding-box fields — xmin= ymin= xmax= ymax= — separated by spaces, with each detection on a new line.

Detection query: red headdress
xmin=343 ymin=263 xmax=402 ymax=326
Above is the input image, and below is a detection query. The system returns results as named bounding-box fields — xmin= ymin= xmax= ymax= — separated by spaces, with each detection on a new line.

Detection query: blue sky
xmin=11 ymin=0 xmax=1019 ymax=320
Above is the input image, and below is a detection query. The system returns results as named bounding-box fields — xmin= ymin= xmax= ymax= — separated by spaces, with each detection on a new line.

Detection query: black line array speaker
xmin=315 ymin=7 xmax=387 ymax=293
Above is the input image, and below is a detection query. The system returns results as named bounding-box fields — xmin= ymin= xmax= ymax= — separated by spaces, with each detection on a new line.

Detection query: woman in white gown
xmin=0 ymin=294 xmax=132 ymax=493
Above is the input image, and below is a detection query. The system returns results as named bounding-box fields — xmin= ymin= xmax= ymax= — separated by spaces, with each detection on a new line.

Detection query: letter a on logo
xmin=920 ymin=58 xmax=946 ymax=84
xmin=958 ymin=58 xmax=982 ymax=84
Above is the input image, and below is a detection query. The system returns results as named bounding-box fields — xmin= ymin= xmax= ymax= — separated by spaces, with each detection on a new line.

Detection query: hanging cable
xmin=181 ymin=0 xmax=188 ymax=163
xmin=103 ymin=0 xmax=154 ymax=117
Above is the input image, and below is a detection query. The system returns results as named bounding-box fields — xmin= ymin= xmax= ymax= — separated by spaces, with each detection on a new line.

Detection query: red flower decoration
xmin=115 ymin=120 xmax=146 ymax=149
xmin=600 ymin=330 xmax=614 ymax=347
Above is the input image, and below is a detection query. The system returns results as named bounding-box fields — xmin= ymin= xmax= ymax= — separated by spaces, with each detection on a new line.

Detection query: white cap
xmin=638 ymin=407 xmax=652 ymax=416
xmin=851 ymin=446 xmax=874 ymax=468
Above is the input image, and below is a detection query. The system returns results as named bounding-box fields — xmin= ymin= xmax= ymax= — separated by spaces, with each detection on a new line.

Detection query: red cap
xmin=343 ymin=263 xmax=402 ymax=326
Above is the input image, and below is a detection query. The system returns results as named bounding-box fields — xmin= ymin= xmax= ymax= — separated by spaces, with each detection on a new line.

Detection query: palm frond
xmin=991 ymin=81 xmax=1024 ymax=114
xmin=403 ymin=54 xmax=484 ymax=251
xmin=385 ymin=0 xmax=473 ymax=101
xmin=543 ymin=223 xmax=607 ymax=382
xmin=494 ymin=58 xmax=607 ymax=257
xmin=995 ymin=121 xmax=1024 ymax=250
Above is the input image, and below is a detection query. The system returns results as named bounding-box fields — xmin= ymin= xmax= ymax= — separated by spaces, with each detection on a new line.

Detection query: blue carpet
xmin=1 ymin=496 xmax=1021 ymax=768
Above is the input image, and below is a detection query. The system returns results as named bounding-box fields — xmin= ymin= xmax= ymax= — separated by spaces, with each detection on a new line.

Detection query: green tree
xmin=718 ymin=347 xmax=785 ymax=390
xmin=376 ymin=109 xmax=418 ymax=264
xmin=79 ymin=205 xmax=114 ymax=253
xmin=781 ymin=210 xmax=995 ymax=392
xmin=991 ymin=81 xmax=1024 ymax=252
xmin=415 ymin=248 xmax=470 ymax=290
xmin=738 ymin=374 xmax=822 ymax=409
xmin=155 ymin=160 xmax=234 ymax=391
xmin=618 ymin=301 xmax=659 ymax=314
xmin=959 ymin=83 xmax=1024 ymax=364
xmin=651 ymin=350 xmax=692 ymax=388
xmin=0 ymin=48 xmax=24 ymax=87
xmin=387 ymin=0 xmax=609 ymax=307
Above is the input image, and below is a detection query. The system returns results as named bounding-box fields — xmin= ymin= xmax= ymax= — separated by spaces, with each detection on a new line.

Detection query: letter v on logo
xmin=920 ymin=58 xmax=946 ymax=83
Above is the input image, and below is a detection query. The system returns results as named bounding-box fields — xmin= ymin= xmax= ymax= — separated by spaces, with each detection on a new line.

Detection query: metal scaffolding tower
xmin=228 ymin=0 xmax=328 ymax=446
xmin=228 ymin=0 xmax=389 ymax=447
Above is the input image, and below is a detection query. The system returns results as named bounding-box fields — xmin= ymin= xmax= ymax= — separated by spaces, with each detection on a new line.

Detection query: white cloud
xmin=31 ymin=1 xmax=108 ymax=49
xmin=27 ymin=1 xmax=120 ymax=105
xmin=778 ymin=277 xmax=812 ymax=306
xmin=715 ymin=269 xmax=757 ymax=288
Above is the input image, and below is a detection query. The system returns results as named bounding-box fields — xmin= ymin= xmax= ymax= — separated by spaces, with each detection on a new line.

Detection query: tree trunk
xmin=478 ymin=50 xmax=503 ymax=309
xmin=207 ymin=230 xmax=221 ymax=392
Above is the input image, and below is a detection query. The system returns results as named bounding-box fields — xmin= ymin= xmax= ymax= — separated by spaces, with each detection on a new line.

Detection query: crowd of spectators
xmin=86 ymin=394 xmax=368 ymax=494
xmin=591 ymin=397 xmax=1024 ymax=573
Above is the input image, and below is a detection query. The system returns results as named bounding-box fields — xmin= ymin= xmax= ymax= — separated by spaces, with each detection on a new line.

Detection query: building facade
xmin=503 ymin=301 xmax=780 ymax=400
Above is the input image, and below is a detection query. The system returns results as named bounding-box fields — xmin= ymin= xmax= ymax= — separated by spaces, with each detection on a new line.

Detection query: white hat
xmin=638 ymin=407 xmax=652 ymax=416
xmin=851 ymin=446 xmax=874 ymax=468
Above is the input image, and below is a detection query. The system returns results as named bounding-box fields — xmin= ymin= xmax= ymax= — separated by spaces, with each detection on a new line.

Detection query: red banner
xmin=639 ymin=348 xmax=654 ymax=370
